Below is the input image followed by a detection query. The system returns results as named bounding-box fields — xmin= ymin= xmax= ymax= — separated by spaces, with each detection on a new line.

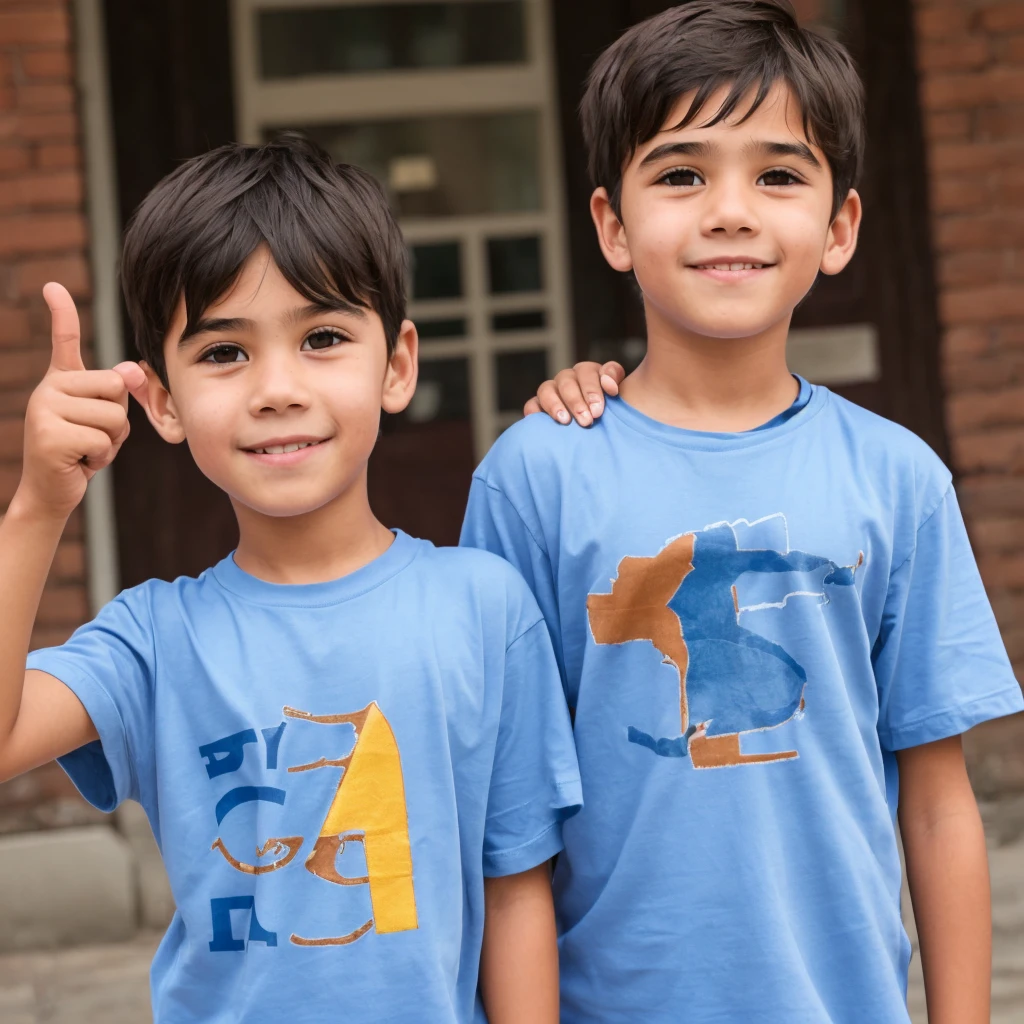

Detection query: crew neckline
xmin=211 ymin=529 xmax=420 ymax=607
xmin=603 ymin=376 xmax=827 ymax=452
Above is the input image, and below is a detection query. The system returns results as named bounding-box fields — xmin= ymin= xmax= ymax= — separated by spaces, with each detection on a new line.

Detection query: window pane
xmin=259 ymin=2 xmax=526 ymax=79
xmin=496 ymin=350 xmax=547 ymax=412
xmin=488 ymin=236 xmax=542 ymax=294
xmin=411 ymin=242 xmax=462 ymax=300
xmin=400 ymin=358 xmax=470 ymax=424
xmin=492 ymin=309 xmax=546 ymax=332
xmin=417 ymin=317 xmax=467 ymax=340
xmin=293 ymin=112 xmax=540 ymax=217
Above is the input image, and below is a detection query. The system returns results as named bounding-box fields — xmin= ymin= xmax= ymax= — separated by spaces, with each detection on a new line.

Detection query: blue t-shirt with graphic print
xmin=461 ymin=382 xmax=1023 ymax=1024
xmin=27 ymin=531 xmax=581 ymax=1024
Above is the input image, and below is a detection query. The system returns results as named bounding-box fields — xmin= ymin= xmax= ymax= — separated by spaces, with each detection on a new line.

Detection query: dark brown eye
xmin=759 ymin=169 xmax=800 ymax=187
xmin=203 ymin=345 xmax=246 ymax=364
xmin=660 ymin=168 xmax=704 ymax=188
xmin=302 ymin=328 xmax=345 ymax=351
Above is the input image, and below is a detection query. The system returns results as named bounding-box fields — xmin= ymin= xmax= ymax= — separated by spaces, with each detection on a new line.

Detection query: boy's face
xmin=139 ymin=247 xmax=416 ymax=520
xmin=592 ymin=83 xmax=861 ymax=341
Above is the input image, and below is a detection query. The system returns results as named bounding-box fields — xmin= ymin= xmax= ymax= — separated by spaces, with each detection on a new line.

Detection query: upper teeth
xmin=703 ymin=263 xmax=766 ymax=270
xmin=252 ymin=441 xmax=319 ymax=454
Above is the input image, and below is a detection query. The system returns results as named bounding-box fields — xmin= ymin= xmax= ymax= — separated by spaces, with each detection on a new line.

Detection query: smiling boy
xmin=0 ymin=136 xmax=580 ymax=1023
xmin=461 ymin=3 xmax=1024 ymax=1023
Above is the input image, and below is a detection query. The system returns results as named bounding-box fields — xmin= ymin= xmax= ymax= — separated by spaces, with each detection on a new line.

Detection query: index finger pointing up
xmin=43 ymin=282 xmax=84 ymax=372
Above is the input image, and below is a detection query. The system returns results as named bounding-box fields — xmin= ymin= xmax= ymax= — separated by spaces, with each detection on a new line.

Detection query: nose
xmin=699 ymin=173 xmax=761 ymax=237
xmin=247 ymin=349 xmax=313 ymax=416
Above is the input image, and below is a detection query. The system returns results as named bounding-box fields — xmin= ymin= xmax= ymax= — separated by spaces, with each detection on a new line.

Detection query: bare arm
xmin=0 ymin=284 xmax=145 ymax=782
xmin=898 ymin=735 xmax=991 ymax=1024
xmin=480 ymin=862 xmax=559 ymax=1024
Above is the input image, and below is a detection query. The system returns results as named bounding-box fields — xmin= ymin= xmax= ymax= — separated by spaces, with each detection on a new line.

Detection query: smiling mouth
xmin=689 ymin=262 xmax=774 ymax=271
xmin=244 ymin=439 xmax=329 ymax=455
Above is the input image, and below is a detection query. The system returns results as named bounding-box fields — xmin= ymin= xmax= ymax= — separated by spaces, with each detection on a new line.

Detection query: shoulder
xmin=474 ymin=412 xmax=593 ymax=493
xmin=410 ymin=542 xmax=544 ymax=635
xmin=821 ymin=390 xmax=952 ymax=517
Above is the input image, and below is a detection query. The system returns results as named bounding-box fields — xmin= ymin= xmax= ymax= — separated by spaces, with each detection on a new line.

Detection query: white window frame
xmin=231 ymin=0 xmax=574 ymax=456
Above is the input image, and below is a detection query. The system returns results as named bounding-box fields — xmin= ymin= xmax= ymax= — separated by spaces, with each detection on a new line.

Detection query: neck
xmin=231 ymin=470 xmax=394 ymax=584
xmin=620 ymin=305 xmax=800 ymax=431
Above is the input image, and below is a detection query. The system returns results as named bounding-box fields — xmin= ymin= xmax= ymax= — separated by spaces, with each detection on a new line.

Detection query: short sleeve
xmin=461 ymin=475 xmax=566 ymax=682
xmin=483 ymin=618 xmax=581 ymax=877
xmin=26 ymin=587 xmax=156 ymax=811
xmin=874 ymin=485 xmax=1023 ymax=750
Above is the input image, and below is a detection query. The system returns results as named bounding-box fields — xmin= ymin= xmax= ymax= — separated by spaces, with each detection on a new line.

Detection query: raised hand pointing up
xmin=17 ymin=283 xmax=147 ymax=521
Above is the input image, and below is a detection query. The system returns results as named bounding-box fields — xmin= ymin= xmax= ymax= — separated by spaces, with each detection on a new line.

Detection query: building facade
xmin=0 ymin=0 xmax=1021 ymax=941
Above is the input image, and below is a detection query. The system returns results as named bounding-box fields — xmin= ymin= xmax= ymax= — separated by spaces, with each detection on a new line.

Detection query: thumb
xmin=113 ymin=361 xmax=151 ymax=415
xmin=43 ymin=282 xmax=85 ymax=372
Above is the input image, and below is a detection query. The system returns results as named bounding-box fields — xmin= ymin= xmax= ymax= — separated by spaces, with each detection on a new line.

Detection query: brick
xmin=12 ymin=253 xmax=89 ymax=299
xmin=944 ymin=325 xmax=993 ymax=358
xmin=35 ymin=142 xmax=77 ymax=170
xmin=0 ymin=142 xmax=28 ymax=173
xmin=1006 ymin=34 xmax=1024 ymax=63
xmin=942 ymin=285 xmax=1024 ymax=324
xmin=981 ymin=3 xmax=1024 ymax=33
xmin=916 ymin=36 xmax=990 ymax=73
xmin=0 ymin=460 xmax=20 ymax=502
xmin=0 ymin=347 xmax=50 ymax=389
xmin=51 ymin=539 xmax=83 ymax=580
xmin=953 ymin=427 xmax=1024 ymax=473
xmin=0 ymin=10 xmax=69 ymax=46
xmin=938 ymin=250 xmax=1014 ymax=289
xmin=976 ymin=103 xmax=1024 ymax=140
xmin=15 ymin=82 xmax=74 ymax=113
xmin=20 ymin=47 xmax=73 ymax=81
xmin=972 ymin=516 xmax=1024 ymax=554
xmin=0 ymin=169 xmax=82 ymax=211
xmin=935 ymin=212 xmax=1024 ymax=252
xmin=0 ymin=304 xmax=29 ymax=345
xmin=959 ymin=474 xmax=1024 ymax=517
xmin=930 ymin=175 xmax=990 ymax=214
xmin=923 ymin=67 xmax=1024 ymax=111
xmin=948 ymin=384 xmax=1024 ymax=432
xmin=945 ymin=349 xmax=1024 ymax=391
xmin=0 ymin=414 xmax=22 ymax=455
xmin=924 ymin=110 xmax=971 ymax=141
xmin=976 ymin=552 xmax=1024 ymax=590
xmin=996 ymin=167 xmax=1024 ymax=205
xmin=36 ymin=583 xmax=88 ymax=625
xmin=0 ymin=53 xmax=11 ymax=85
xmin=0 ymin=212 xmax=86 ymax=255
xmin=0 ymin=111 xmax=75 ymax=142
xmin=930 ymin=140 xmax=1024 ymax=174
xmin=915 ymin=5 xmax=973 ymax=41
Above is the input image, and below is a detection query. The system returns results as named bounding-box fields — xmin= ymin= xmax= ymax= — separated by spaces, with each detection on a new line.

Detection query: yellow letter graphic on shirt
xmin=284 ymin=702 xmax=418 ymax=945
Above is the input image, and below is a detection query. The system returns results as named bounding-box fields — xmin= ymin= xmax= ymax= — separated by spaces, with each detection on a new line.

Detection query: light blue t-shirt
xmin=28 ymin=532 xmax=581 ymax=1024
xmin=461 ymin=383 xmax=1023 ymax=1024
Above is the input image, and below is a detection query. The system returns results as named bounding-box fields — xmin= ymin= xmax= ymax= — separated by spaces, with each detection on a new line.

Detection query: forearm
xmin=0 ymin=496 xmax=66 ymax=740
xmin=480 ymin=863 xmax=559 ymax=1024
xmin=899 ymin=740 xmax=991 ymax=1024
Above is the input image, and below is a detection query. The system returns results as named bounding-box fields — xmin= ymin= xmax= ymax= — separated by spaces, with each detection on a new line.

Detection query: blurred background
xmin=0 ymin=0 xmax=1022 ymax=1019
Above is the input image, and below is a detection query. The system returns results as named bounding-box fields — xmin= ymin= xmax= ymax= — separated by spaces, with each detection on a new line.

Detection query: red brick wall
xmin=0 ymin=0 xmax=103 ymax=832
xmin=914 ymin=0 xmax=1024 ymax=792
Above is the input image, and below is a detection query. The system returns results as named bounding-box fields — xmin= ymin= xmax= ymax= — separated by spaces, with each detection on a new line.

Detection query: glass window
xmin=488 ymin=235 xmax=542 ymax=294
xmin=411 ymin=242 xmax=462 ymax=300
xmin=292 ymin=112 xmax=540 ymax=217
xmin=401 ymin=358 xmax=470 ymax=423
xmin=417 ymin=317 xmax=467 ymax=340
xmin=495 ymin=350 xmax=547 ymax=412
xmin=259 ymin=2 xmax=527 ymax=79
xmin=492 ymin=310 xmax=546 ymax=332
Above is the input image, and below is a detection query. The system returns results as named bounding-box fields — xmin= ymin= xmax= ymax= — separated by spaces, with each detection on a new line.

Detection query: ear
xmin=820 ymin=189 xmax=863 ymax=276
xmin=138 ymin=361 xmax=187 ymax=444
xmin=590 ymin=187 xmax=634 ymax=273
xmin=381 ymin=319 xmax=419 ymax=415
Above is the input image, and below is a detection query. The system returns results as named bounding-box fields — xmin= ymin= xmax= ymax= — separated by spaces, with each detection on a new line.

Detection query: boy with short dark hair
xmin=0 ymin=135 xmax=580 ymax=1023
xmin=461 ymin=3 xmax=1023 ymax=1022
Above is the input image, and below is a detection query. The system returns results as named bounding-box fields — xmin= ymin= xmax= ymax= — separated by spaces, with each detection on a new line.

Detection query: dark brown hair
xmin=581 ymin=0 xmax=865 ymax=220
xmin=121 ymin=133 xmax=407 ymax=384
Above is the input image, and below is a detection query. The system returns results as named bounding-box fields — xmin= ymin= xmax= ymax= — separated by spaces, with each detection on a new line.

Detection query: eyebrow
xmin=638 ymin=138 xmax=823 ymax=171
xmin=180 ymin=300 xmax=368 ymax=347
